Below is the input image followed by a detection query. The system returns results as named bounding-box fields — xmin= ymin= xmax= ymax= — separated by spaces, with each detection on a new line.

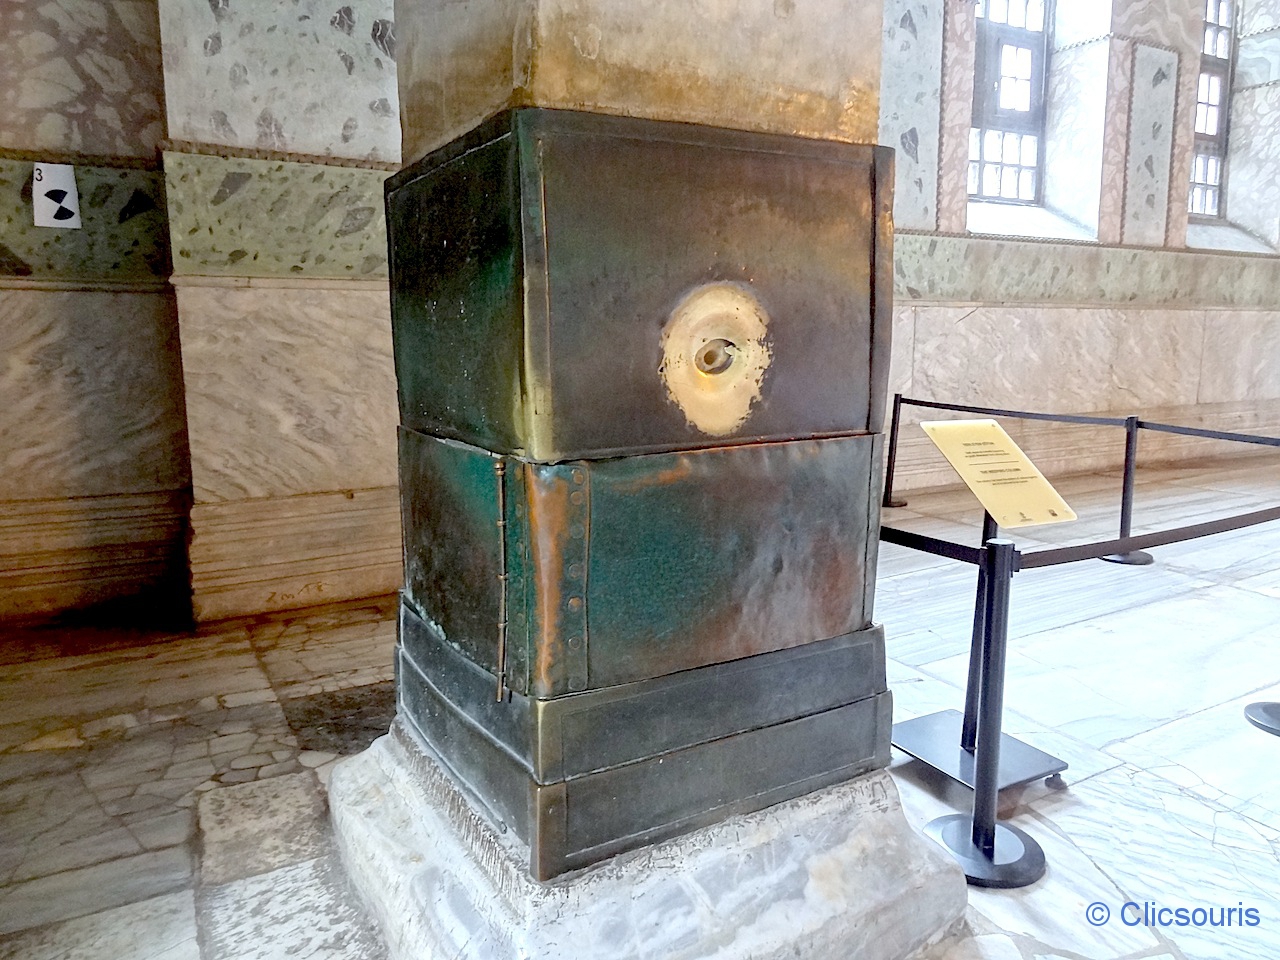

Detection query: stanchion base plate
xmin=926 ymin=814 xmax=1046 ymax=888
xmin=892 ymin=710 xmax=1067 ymax=791
xmin=883 ymin=499 xmax=908 ymax=509
xmin=1245 ymin=702 xmax=1280 ymax=737
xmin=1100 ymin=551 xmax=1154 ymax=566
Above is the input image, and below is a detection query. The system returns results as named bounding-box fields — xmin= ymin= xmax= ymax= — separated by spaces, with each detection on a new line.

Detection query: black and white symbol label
xmin=33 ymin=163 xmax=82 ymax=229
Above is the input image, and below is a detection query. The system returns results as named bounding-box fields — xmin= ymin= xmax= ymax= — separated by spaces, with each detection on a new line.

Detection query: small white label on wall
xmin=33 ymin=163 xmax=82 ymax=229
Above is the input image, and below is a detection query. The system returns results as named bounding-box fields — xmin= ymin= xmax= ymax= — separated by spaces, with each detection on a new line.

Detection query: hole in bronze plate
xmin=695 ymin=338 xmax=737 ymax=374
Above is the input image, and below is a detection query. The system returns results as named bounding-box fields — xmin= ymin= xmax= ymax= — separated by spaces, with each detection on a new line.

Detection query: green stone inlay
xmin=0 ymin=160 xmax=169 ymax=280
xmin=164 ymin=152 xmax=390 ymax=279
xmin=896 ymin=233 xmax=1280 ymax=310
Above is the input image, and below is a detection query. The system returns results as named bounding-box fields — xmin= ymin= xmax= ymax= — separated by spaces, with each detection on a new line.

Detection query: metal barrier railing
xmin=882 ymin=392 xmax=1280 ymax=564
xmin=879 ymin=393 xmax=1280 ymax=888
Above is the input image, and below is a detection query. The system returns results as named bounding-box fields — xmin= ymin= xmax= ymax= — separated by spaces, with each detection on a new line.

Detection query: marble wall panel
xmin=936 ymin=0 xmax=975 ymax=233
xmin=1122 ymin=44 xmax=1178 ymax=246
xmin=884 ymin=302 xmax=1280 ymax=493
xmin=889 ymin=305 xmax=916 ymax=404
xmin=0 ymin=287 xmax=188 ymax=500
xmin=189 ymin=487 xmax=400 ymax=621
xmin=1104 ymin=1 xmax=1204 ymax=245
xmin=176 ymin=282 xmax=396 ymax=502
xmin=1111 ymin=0 xmax=1203 ymax=52
xmin=894 ymin=232 xmax=1280 ymax=308
xmin=0 ymin=160 xmax=168 ymax=280
xmin=910 ymin=306 xmax=1205 ymax=416
xmin=0 ymin=0 xmax=165 ymax=157
xmin=879 ymin=0 xmax=944 ymax=230
xmin=1225 ymin=85 xmax=1280 ymax=249
xmin=399 ymin=0 xmax=885 ymax=166
xmin=158 ymin=0 xmax=399 ymax=162
xmin=1240 ymin=0 xmax=1280 ymax=34
xmin=1234 ymin=28 xmax=1280 ymax=88
xmin=0 ymin=491 xmax=188 ymax=620
xmin=1043 ymin=41 xmax=1110 ymax=235
xmin=1098 ymin=38 xmax=1134 ymax=246
xmin=164 ymin=153 xmax=389 ymax=278
xmin=1197 ymin=311 xmax=1280 ymax=403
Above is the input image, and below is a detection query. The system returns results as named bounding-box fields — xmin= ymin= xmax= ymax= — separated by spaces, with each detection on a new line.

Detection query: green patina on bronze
xmin=386 ymin=108 xmax=893 ymax=463
xmin=0 ymin=159 xmax=169 ymax=280
xmin=389 ymin=108 xmax=895 ymax=880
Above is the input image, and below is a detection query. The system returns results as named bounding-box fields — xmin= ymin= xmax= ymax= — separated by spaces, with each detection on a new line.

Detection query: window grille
xmin=971 ymin=0 xmax=1051 ymax=204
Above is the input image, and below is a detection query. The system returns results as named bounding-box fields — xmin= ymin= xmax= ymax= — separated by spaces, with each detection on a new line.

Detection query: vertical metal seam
xmin=580 ymin=465 xmax=591 ymax=687
xmin=495 ymin=459 xmax=509 ymax=701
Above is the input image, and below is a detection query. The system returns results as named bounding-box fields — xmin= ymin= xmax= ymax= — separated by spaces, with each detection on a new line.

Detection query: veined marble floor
xmin=0 ymin=457 xmax=1277 ymax=959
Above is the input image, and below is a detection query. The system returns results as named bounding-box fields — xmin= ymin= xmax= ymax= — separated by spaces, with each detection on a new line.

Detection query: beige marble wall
xmin=0 ymin=285 xmax=189 ymax=619
xmin=936 ymin=0 xmax=975 ymax=233
xmin=0 ymin=287 xmax=187 ymax=499
xmin=174 ymin=281 xmax=396 ymax=501
xmin=1098 ymin=39 xmax=1133 ymax=246
xmin=0 ymin=0 xmax=165 ymax=157
xmin=188 ymin=487 xmax=400 ymax=622
xmin=885 ymin=304 xmax=1280 ymax=493
xmin=174 ymin=279 xmax=400 ymax=618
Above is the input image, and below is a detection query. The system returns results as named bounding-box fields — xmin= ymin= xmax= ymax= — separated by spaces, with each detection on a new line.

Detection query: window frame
xmin=1189 ymin=0 xmax=1237 ymax=221
xmin=970 ymin=1 xmax=1054 ymax=206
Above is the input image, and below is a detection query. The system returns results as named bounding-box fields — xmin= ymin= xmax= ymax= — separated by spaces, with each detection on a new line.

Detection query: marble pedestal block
xmin=329 ymin=720 xmax=967 ymax=960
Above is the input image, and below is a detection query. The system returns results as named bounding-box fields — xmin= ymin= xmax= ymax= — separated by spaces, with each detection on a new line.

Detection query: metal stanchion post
xmin=925 ymin=538 xmax=1046 ymax=888
xmin=1103 ymin=415 xmax=1153 ymax=565
xmin=961 ymin=512 xmax=999 ymax=753
xmin=882 ymin=393 xmax=908 ymax=508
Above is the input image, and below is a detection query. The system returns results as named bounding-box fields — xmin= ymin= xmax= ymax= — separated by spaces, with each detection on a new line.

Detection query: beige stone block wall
xmin=884 ymin=304 xmax=1280 ymax=496
xmin=0 ymin=284 xmax=189 ymax=620
xmin=172 ymin=278 xmax=400 ymax=620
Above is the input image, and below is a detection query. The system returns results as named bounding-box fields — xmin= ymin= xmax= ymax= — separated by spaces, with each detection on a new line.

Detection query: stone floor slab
xmin=197 ymin=771 xmax=329 ymax=885
xmin=197 ymin=856 xmax=386 ymax=960
xmin=0 ymin=890 xmax=198 ymax=960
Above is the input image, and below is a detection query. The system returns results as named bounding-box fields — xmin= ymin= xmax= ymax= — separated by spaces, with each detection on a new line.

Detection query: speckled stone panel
xmin=1225 ymin=84 xmax=1280 ymax=249
xmin=175 ymin=283 xmax=395 ymax=501
xmin=398 ymin=0 xmax=884 ymax=166
xmin=879 ymin=0 xmax=943 ymax=230
xmin=1043 ymin=41 xmax=1109 ymax=236
xmin=1111 ymin=0 xmax=1203 ymax=246
xmin=895 ymin=233 xmax=1280 ymax=308
xmin=0 ymin=160 xmax=168 ymax=280
xmin=164 ymin=153 xmax=389 ymax=278
xmin=0 ymin=287 xmax=188 ymax=500
xmin=1122 ymin=44 xmax=1177 ymax=246
xmin=0 ymin=0 xmax=165 ymax=158
xmin=158 ymin=0 xmax=399 ymax=162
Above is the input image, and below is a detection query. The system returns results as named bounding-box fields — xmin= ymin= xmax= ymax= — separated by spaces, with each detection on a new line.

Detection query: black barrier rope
xmin=879 ymin=393 xmax=1280 ymax=887
xmin=1137 ymin=420 xmax=1280 ymax=448
xmin=889 ymin=396 xmax=1130 ymax=427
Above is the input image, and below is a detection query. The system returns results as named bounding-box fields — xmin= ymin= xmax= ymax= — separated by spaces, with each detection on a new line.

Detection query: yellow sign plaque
xmin=921 ymin=419 xmax=1076 ymax=528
